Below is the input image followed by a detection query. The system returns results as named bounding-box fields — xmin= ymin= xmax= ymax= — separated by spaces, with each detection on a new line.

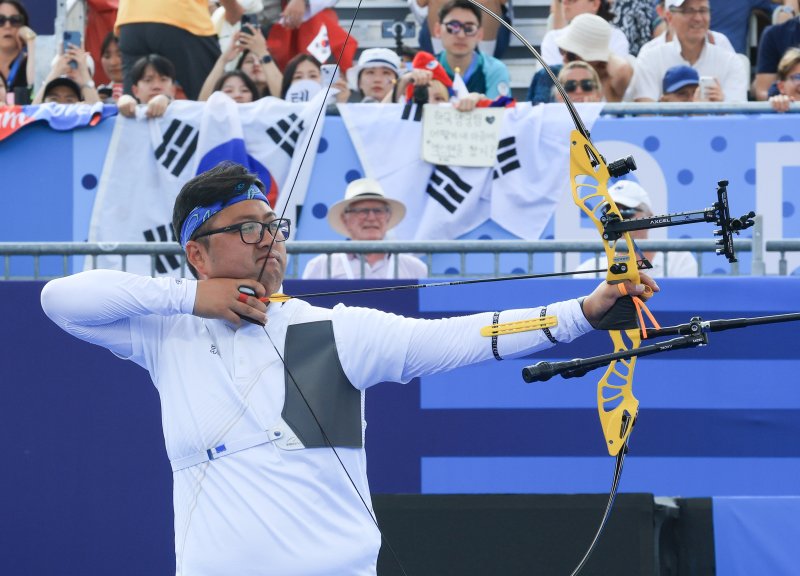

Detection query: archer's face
xmin=188 ymin=200 xmax=287 ymax=296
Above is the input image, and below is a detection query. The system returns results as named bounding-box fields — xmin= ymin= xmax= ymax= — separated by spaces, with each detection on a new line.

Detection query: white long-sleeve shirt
xmin=41 ymin=269 xmax=592 ymax=576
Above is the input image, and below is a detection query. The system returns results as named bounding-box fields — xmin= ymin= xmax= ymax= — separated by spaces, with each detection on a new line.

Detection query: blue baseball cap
xmin=662 ymin=65 xmax=700 ymax=94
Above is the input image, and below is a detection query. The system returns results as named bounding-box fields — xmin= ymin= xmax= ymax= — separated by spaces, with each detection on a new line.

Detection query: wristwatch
xmin=261 ymin=54 xmax=273 ymax=64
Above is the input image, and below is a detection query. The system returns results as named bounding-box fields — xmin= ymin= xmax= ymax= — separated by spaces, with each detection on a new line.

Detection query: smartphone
xmin=699 ymin=76 xmax=715 ymax=100
xmin=321 ymin=64 xmax=340 ymax=87
xmin=241 ymin=13 xmax=258 ymax=35
xmin=63 ymin=30 xmax=82 ymax=69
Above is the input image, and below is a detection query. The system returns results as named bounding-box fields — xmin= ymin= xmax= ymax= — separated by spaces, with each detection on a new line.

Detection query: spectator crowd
xmin=3 ymin=0 xmax=800 ymax=112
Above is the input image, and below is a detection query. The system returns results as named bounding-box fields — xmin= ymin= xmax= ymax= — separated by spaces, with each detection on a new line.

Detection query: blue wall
xmin=1 ymin=277 xmax=798 ymax=574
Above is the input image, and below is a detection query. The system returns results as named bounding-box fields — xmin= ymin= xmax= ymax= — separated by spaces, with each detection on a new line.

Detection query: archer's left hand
xmin=581 ymin=273 xmax=660 ymax=328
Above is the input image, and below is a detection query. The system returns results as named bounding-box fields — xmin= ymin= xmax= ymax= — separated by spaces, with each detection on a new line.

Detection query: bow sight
xmin=600 ymin=180 xmax=756 ymax=263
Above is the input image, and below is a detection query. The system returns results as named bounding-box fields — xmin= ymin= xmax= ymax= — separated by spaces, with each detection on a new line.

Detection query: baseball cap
xmin=662 ymin=65 xmax=699 ymax=94
xmin=43 ymin=76 xmax=83 ymax=102
xmin=665 ymin=0 xmax=687 ymax=9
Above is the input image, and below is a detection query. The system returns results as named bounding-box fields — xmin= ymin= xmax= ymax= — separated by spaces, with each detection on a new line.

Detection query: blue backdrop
xmin=1 ymin=277 xmax=799 ymax=574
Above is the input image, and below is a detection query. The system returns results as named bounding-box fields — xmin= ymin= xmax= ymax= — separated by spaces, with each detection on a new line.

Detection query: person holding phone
xmin=631 ymin=0 xmax=747 ymax=102
xmin=0 ymin=0 xmax=36 ymax=99
xmin=198 ymin=26 xmax=283 ymax=101
xmin=32 ymin=43 xmax=99 ymax=104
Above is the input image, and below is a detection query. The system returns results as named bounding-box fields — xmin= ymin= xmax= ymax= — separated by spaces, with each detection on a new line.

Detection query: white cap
xmin=665 ymin=0 xmax=687 ymax=9
xmin=346 ymin=48 xmax=401 ymax=91
xmin=555 ymin=14 xmax=612 ymax=63
xmin=327 ymin=178 xmax=407 ymax=237
xmin=609 ymin=180 xmax=651 ymax=210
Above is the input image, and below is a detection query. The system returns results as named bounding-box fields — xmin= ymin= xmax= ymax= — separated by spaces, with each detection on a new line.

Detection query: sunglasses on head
xmin=563 ymin=79 xmax=597 ymax=93
xmin=0 ymin=14 xmax=24 ymax=27
xmin=443 ymin=20 xmax=479 ymax=36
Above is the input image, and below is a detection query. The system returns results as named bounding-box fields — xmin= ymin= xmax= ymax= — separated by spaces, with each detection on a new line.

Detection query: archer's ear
xmin=185 ymin=241 xmax=209 ymax=278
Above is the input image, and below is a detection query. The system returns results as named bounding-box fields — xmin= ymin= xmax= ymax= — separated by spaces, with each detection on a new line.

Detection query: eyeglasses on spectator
xmin=344 ymin=206 xmax=391 ymax=217
xmin=670 ymin=6 xmax=711 ymax=16
xmin=0 ymin=15 xmax=24 ymax=27
xmin=563 ymin=79 xmax=597 ymax=93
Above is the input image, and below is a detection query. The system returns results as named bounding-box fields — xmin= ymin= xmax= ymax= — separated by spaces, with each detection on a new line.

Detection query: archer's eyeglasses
xmin=193 ymin=219 xmax=291 ymax=244
xmin=443 ymin=20 xmax=479 ymax=37
xmin=563 ymin=79 xmax=597 ymax=93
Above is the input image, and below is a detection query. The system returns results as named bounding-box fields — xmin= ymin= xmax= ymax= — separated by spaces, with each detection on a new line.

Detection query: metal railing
xmin=0 ymin=237 xmax=770 ymax=281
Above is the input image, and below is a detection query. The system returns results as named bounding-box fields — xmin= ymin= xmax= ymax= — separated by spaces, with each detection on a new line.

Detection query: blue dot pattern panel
xmin=291 ymin=119 xmax=364 ymax=277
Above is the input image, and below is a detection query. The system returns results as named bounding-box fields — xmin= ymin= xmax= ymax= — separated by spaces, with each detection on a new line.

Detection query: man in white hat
xmin=631 ymin=0 xmax=748 ymax=102
xmin=575 ymin=180 xmax=698 ymax=278
xmin=554 ymin=13 xmax=633 ymax=102
xmin=346 ymin=48 xmax=401 ymax=102
xmin=302 ymin=178 xmax=428 ymax=279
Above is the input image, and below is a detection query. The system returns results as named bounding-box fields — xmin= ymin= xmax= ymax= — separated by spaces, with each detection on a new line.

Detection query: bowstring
xmin=251 ymin=3 xmax=410 ymax=575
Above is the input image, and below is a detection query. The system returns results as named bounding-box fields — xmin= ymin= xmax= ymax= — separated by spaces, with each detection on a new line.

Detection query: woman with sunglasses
xmin=553 ymin=61 xmax=603 ymax=103
xmin=769 ymin=47 xmax=800 ymax=112
xmin=0 ymin=0 xmax=35 ymax=98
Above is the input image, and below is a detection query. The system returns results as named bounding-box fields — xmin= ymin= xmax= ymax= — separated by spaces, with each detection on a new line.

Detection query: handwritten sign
xmin=421 ymin=106 xmax=504 ymax=167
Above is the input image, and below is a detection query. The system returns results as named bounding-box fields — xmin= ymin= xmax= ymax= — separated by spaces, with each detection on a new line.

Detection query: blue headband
xmin=180 ymin=183 xmax=269 ymax=247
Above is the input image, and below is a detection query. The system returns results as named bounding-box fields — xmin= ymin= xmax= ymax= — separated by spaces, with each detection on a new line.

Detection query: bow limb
xmin=463 ymin=1 xmax=646 ymax=455
xmin=570 ymin=131 xmax=644 ymax=456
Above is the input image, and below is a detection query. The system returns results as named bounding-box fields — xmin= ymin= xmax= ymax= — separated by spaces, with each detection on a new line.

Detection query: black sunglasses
xmin=563 ymin=79 xmax=597 ymax=93
xmin=0 ymin=14 xmax=24 ymax=27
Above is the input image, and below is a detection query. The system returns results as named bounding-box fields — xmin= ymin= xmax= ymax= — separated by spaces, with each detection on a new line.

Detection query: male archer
xmin=41 ymin=161 xmax=657 ymax=575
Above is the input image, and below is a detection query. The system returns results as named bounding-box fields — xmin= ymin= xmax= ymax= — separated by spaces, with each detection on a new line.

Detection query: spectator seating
xmin=336 ymin=0 xmax=550 ymax=100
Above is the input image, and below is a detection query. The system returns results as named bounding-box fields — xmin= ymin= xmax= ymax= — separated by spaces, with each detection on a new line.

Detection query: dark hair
xmin=280 ymin=53 xmax=321 ymax=99
xmin=597 ymin=0 xmax=615 ymax=22
xmin=172 ymin=162 xmax=266 ymax=277
xmin=214 ymin=70 xmax=261 ymax=101
xmin=0 ymin=1 xmax=29 ymax=26
xmin=438 ymin=0 xmax=481 ymax=24
xmin=130 ymin=54 xmax=176 ymax=86
xmin=100 ymin=31 xmax=118 ymax=56
xmin=234 ymin=51 xmax=272 ymax=97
